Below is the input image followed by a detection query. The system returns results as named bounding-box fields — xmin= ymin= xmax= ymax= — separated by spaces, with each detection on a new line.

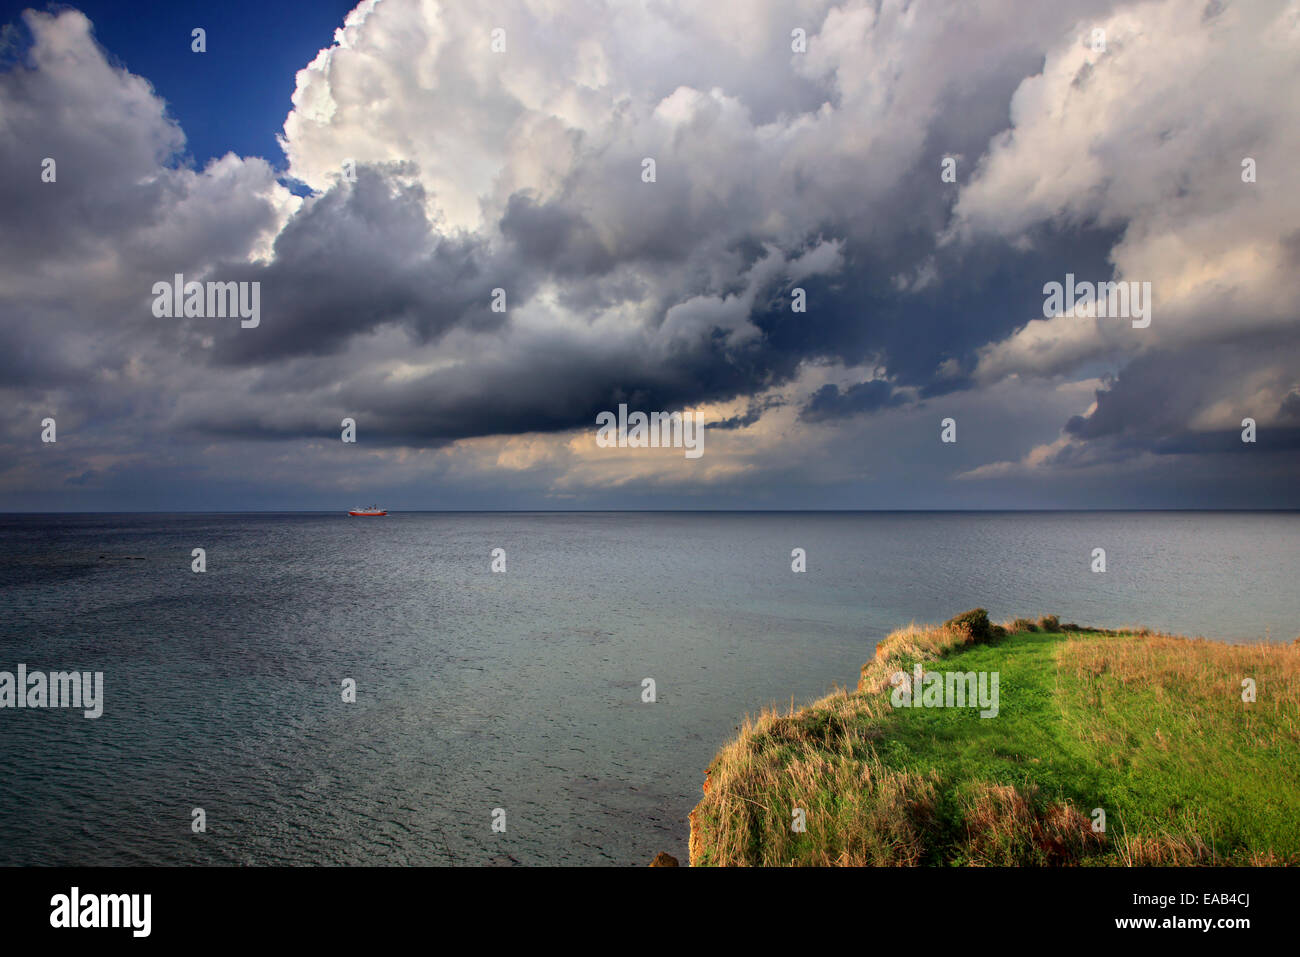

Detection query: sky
xmin=0 ymin=0 xmax=358 ymax=167
xmin=0 ymin=0 xmax=1297 ymax=511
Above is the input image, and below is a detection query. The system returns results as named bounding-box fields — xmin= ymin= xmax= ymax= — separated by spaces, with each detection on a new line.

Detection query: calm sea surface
xmin=1 ymin=511 xmax=1296 ymax=865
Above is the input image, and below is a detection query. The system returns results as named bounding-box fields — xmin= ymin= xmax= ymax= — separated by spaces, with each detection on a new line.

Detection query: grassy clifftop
xmin=688 ymin=611 xmax=1300 ymax=866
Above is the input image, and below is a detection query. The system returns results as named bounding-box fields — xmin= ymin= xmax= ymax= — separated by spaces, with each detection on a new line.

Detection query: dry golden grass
xmin=687 ymin=686 xmax=941 ymax=866
xmin=1114 ymin=830 xmax=1215 ymax=866
xmin=858 ymin=620 xmax=986 ymax=695
xmin=959 ymin=782 xmax=1103 ymax=866
xmin=1059 ymin=633 xmax=1300 ymax=750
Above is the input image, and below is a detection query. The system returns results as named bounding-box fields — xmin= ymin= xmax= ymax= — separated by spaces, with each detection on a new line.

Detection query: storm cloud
xmin=0 ymin=0 xmax=1297 ymax=509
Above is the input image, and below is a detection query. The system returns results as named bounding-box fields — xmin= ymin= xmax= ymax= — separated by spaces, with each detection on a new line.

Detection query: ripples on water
xmin=1 ymin=511 xmax=1296 ymax=865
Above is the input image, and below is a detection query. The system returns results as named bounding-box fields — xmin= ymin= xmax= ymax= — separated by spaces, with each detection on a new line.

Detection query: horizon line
xmin=3 ymin=507 xmax=1299 ymax=515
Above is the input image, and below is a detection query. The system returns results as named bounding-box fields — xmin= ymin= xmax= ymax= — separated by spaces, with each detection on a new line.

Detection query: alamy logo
xmin=595 ymin=403 xmax=704 ymax=459
xmin=890 ymin=665 xmax=999 ymax=718
xmin=1043 ymin=273 xmax=1151 ymax=328
xmin=151 ymin=274 xmax=260 ymax=328
xmin=50 ymin=887 xmax=150 ymax=937
xmin=0 ymin=665 xmax=103 ymax=718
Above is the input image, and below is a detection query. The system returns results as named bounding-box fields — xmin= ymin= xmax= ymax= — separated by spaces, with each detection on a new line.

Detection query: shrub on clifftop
xmin=944 ymin=608 xmax=994 ymax=643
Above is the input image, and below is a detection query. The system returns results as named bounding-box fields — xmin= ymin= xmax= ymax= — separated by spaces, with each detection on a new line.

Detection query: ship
xmin=348 ymin=505 xmax=388 ymax=516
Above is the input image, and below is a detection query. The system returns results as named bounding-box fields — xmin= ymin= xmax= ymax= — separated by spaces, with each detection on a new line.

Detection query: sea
xmin=1 ymin=511 xmax=1296 ymax=865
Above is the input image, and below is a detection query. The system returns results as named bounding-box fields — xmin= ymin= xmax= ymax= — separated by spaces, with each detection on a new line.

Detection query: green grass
xmin=689 ymin=612 xmax=1300 ymax=866
xmin=882 ymin=630 xmax=1300 ymax=863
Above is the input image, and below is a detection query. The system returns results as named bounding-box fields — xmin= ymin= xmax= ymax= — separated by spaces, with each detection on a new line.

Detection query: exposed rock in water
xmin=649 ymin=852 xmax=679 ymax=867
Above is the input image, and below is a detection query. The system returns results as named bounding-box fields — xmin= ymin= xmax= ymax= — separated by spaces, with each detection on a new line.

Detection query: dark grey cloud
xmin=1065 ymin=341 xmax=1300 ymax=453
xmin=714 ymin=395 xmax=787 ymax=431
xmin=209 ymin=165 xmax=513 ymax=365
xmin=799 ymin=379 xmax=905 ymax=423
xmin=499 ymin=192 xmax=616 ymax=278
xmin=1279 ymin=390 xmax=1300 ymax=422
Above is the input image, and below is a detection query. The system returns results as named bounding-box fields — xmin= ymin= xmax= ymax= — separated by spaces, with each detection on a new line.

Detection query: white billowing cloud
xmin=261 ymin=0 xmax=1133 ymax=454
xmin=0 ymin=11 xmax=297 ymax=286
xmin=0 ymin=11 xmax=297 ymax=411
xmin=954 ymin=0 xmax=1300 ymax=380
xmin=973 ymin=313 xmax=1128 ymax=383
xmin=280 ymin=0 xmax=1105 ymax=239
